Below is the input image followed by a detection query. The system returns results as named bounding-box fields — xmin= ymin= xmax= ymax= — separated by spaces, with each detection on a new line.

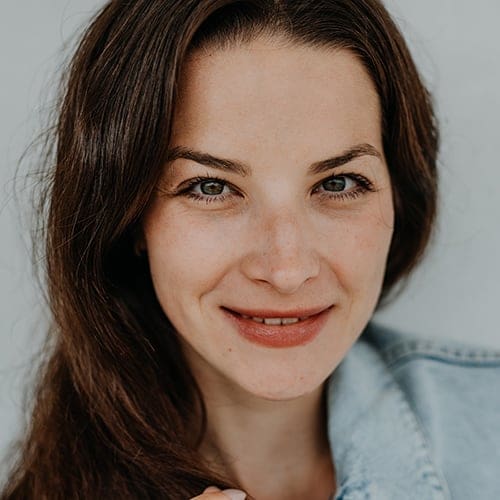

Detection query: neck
xmin=197 ymin=380 xmax=336 ymax=500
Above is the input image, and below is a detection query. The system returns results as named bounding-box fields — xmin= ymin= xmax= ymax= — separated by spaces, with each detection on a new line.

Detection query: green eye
xmin=200 ymin=180 xmax=225 ymax=195
xmin=314 ymin=174 xmax=373 ymax=201
xmin=179 ymin=176 xmax=236 ymax=204
xmin=321 ymin=177 xmax=347 ymax=192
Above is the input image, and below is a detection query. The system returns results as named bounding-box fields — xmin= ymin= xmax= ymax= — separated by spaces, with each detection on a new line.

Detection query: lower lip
xmin=223 ymin=307 xmax=333 ymax=348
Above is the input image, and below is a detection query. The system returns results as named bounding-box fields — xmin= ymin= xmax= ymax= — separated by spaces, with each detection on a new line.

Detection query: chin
xmin=233 ymin=367 xmax=329 ymax=402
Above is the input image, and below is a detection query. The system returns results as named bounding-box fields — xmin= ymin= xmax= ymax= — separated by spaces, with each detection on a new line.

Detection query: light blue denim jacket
xmin=326 ymin=322 xmax=500 ymax=500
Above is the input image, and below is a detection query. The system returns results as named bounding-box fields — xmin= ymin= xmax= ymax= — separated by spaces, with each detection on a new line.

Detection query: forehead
xmin=171 ymin=37 xmax=382 ymax=162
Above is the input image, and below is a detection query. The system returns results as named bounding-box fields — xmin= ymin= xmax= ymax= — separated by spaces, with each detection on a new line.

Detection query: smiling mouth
xmin=231 ymin=313 xmax=313 ymax=325
xmin=222 ymin=305 xmax=333 ymax=325
xmin=221 ymin=305 xmax=333 ymax=348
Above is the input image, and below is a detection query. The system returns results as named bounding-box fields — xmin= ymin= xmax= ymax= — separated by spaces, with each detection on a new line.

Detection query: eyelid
xmin=176 ymin=172 xmax=373 ymax=191
xmin=176 ymin=175 xmax=237 ymax=194
xmin=312 ymin=172 xmax=375 ymax=192
xmin=170 ymin=171 xmax=375 ymax=205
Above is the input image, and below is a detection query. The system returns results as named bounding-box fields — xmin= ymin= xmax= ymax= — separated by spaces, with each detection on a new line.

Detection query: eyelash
xmin=175 ymin=173 xmax=375 ymax=204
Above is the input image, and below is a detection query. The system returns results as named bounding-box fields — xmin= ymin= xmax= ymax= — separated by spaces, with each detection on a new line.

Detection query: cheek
xmin=324 ymin=200 xmax=394 ymax=297
xmin=143 ymin=191 xmax=394 ymax=309
xmin=143 ymin=208 xmax=239 ymax=303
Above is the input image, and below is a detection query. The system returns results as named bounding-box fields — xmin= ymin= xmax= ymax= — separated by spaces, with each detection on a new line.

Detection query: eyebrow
xmin=164 ymin=143 xmax=382 ymax=176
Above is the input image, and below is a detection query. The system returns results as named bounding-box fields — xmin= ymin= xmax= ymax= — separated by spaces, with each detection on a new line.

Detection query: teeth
xmin=239 ymin=315 xmax=303 ymax=325
xmin=263 ymin=318 xmax=282 ymax=325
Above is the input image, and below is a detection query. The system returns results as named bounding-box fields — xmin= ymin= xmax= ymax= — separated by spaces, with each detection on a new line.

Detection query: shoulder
xmin=361 ymin=322 xmax=500 ymax=433
xmin=363 ymin=321 xmax=500 ymax=368
xmin=327 ymin=324 xmax=500 ymax=498
xmin=362 ymin=322 xmax=500 ymax=498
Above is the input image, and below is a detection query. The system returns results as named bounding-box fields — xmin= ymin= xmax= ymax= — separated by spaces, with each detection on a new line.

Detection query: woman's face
xmin=142 ymin=37 xmax=394 ymax=400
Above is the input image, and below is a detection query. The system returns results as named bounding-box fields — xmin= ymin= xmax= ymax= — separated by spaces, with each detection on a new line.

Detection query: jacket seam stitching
xmin=380 ymin=340 xmax=500 ymax=367
xmin=388 ymin=378 xmax=452 ymax=499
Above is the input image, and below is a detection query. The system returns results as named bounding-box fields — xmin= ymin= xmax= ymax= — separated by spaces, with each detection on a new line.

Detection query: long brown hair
xmin=1 ymin=1 xmax=438 ymax=498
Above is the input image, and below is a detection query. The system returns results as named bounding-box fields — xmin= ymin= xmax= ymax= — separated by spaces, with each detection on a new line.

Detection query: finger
xmin=189 ymin=486 xmax=224 ymax=499
xmin=221 ymin=489 xmax=247 ymax=500
xmin=189 ymin=487 xmax=247 ymax=500
xmin=189 ymin=491 xmax=223 ymax=499
xmin=204 ymin=487 xmax=222 ymax=493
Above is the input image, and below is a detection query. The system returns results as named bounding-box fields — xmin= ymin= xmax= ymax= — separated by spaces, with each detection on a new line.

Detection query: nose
xmin=241 ymin=210 xmax=321 ymax=295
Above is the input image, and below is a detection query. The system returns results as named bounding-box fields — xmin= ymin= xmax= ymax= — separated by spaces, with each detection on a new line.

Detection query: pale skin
xmin=141 ymin=34 xmax=395 ymax=500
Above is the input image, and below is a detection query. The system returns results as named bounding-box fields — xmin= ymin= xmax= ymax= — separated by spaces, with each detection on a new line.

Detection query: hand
xmin=190 ymin=486 xmax=247 ymax=500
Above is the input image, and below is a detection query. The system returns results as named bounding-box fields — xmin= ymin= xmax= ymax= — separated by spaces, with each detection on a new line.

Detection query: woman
xmin=2 ymin=1 xmax=499 ymax=499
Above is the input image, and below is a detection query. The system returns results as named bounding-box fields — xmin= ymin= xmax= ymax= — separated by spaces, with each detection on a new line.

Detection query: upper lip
xmin=222 ymin=305 xmax=333 ymax=319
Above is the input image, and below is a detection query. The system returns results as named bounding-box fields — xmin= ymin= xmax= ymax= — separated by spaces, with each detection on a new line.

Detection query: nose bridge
xmin=266 ymin=210 xmax=303 ymax=256
xmin=243 ymin=203 xmax=320 ymax=294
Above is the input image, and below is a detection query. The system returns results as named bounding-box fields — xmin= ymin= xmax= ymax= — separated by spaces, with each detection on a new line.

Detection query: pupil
xmin=201 ymin=181 xmax=224 ymax=195
xmin=323 ymin=177 xmax=346 ymax=192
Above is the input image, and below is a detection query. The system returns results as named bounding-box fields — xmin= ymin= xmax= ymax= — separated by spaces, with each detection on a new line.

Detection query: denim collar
xmin=326 ymin=324 xmax=452 ymax=500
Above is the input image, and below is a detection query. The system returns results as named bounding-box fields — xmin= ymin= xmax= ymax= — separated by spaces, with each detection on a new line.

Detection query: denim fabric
xmin=326 ymin=322 xmax=500 ymax=500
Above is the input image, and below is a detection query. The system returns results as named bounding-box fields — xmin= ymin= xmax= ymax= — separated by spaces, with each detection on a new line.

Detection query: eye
xmin=175 ymin=176 xmax=239 ymax=204
xmin=313 ymin=173 xmax=374 ymax=201
xmin=197 ymin=179 xmax=227 ymax=196
xmin=320 ymin=176 xmax=355 ymax=192
xmin=172 ymin=173 xmax=374 ymax=206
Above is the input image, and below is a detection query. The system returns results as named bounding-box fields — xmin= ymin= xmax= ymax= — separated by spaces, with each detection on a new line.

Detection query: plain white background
xmin=1 ymin=0 xmax=499 ymax=476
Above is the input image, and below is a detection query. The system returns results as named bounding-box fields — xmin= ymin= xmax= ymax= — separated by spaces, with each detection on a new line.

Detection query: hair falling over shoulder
xmin=1 ymin=1 xmax=438 ymax=498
